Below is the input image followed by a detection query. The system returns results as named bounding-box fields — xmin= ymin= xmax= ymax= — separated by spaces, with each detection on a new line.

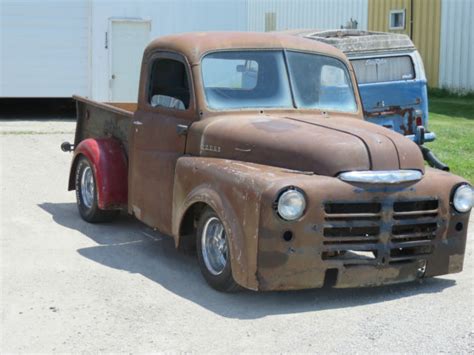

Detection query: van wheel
xmin=196 ymin=208 xmax=240 ymax=292
xmin=75 ymin=156 xmax=118 ymax=223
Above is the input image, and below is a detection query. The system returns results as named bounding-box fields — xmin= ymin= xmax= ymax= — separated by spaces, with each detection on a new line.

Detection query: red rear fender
xmin=68 ymin=138 xmax=128 ymax=209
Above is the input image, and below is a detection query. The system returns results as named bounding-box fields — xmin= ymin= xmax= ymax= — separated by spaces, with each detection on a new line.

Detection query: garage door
xmin=0 ymin=0 xmax=89 ymax=98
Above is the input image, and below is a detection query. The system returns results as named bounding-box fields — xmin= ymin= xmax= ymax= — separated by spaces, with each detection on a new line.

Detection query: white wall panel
xmin=1 ymin=0 xmax=90 ymax=97
xmin=247 ymin=0 xmax=368 ymax=32
xmin=439 ymin=0 xmax=474 ymax=92
xmin=90 ymin=0 xmax=248 ymax=101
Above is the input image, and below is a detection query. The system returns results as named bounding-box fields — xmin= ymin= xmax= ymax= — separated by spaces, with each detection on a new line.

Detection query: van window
xmin=351 ymin=56 xmax=415 ymax=84
xmin=149 ymin=58 xmax=190 ymax=110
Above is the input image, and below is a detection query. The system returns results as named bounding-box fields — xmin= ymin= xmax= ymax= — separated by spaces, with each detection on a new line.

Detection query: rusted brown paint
xmin=72 ymin=96 xmax=132 ymax=152
xmin=254 ymin=167 xmax=468 ymax=290
xmin=173 ymin=157 xmax=468 ymax=290
xmin=70 ymin=32 xmax=471 ymax=291
xmin=139 ymin=32 xmax=364 ymax=119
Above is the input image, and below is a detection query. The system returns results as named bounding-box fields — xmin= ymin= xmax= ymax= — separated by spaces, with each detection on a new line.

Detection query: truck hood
xmin=186 ymin=114 xmax=425 ymax=177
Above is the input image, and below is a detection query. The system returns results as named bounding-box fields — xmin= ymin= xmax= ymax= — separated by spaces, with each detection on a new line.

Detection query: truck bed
xmin=73 ymin=95 xmax=135 ymax=154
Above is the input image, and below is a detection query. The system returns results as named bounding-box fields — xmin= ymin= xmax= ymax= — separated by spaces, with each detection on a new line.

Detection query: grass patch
xmin=426 ymin=96 xmax=474 ymax=183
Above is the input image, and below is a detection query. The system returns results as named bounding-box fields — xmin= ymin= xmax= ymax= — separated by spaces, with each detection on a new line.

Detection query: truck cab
xmin=291 ymin=29 xmax=435 ymax=144
xmin=64 ymin=32 xmax=471 ymax=292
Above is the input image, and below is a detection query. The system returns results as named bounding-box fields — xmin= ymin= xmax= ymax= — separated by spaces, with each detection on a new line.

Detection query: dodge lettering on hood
xmin=63 ymin=32 xmax=472 ymax=292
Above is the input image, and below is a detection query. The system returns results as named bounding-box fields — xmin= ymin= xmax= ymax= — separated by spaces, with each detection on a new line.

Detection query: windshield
xmin=201 ymin=50 xmax=357 ymax=112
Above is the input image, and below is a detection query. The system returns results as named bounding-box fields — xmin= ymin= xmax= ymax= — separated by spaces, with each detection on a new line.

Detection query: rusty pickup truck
xmin=62 ymin=32 xmax=472 ymax=292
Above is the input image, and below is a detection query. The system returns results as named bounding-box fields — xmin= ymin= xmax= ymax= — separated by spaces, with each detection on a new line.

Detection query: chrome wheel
xmin=80 ymin=166 xmax=94 ymax=209
xmin=201 ymin=216 xmax=228 ymax=275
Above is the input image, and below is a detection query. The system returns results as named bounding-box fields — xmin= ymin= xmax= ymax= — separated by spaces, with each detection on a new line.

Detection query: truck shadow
xmin=39 ymin=202 xmax=456 ymax=319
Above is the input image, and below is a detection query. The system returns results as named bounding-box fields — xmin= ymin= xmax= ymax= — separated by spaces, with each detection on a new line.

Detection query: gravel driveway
xmin=1 ymin=119 xmax=473 ymax=353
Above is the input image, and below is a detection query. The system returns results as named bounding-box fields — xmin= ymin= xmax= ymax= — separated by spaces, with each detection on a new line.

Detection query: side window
xmin=148 ymin=58 xmax=190 ymax=110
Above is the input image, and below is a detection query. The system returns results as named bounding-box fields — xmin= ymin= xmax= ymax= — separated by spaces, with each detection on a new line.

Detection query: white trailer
xmin=0 ymin=0 xmax=248 ymax=101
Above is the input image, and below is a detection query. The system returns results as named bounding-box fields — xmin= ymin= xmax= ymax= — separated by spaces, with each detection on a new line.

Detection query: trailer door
xmin=109 ymin=19 xmax=151 ymax=102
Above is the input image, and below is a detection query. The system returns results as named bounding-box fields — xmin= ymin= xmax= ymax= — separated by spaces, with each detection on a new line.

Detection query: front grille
xmin=322 ymin=199 xmax=439 ymax=266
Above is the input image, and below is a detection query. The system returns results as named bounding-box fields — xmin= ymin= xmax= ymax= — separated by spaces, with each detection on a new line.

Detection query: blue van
xmin=292 ymin=30 xmax=435 ymax=145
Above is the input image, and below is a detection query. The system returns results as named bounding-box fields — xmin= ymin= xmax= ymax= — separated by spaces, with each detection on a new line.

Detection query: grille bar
xmin=392 ymin=217 xmax=439 ymax=226
xmin=393 ymin=209 xmax=438 ymax=220
xmin=323 ymin=237 xmax=379 ymax=245
xmin=392 ymin=223 xmax=437 ymax=235
xmin=323 ymin=243 xmax=380 ymax=252
xmin=391 ymin=231 xmax=436 ymax=241
xmin=322 ymin=250 xmax=378 ymax=265
xmin=323 ymin=226 xmax=379 ymax=238
xmin=322 ymin=256 xmax=378 ymax=266
xmin=389 ymin=239 xmax=433 ymax=248
xmin=324 ymin=212 xmax=381 ymax=220
xmin=323 ymin=220 xmax=380 ymax=228
xmin=389 ymin=254 xmax=431 ymax=263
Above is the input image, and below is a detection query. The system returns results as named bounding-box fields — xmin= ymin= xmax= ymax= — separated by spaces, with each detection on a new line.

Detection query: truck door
xmin=129 ymin=52 xmax=195 ymax=235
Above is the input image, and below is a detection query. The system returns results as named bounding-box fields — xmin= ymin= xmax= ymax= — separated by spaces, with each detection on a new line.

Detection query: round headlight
xmin=277 ymin=189 xmax=306 ymax=221
xmin=452 ymin=184 xmax=473 ymax=213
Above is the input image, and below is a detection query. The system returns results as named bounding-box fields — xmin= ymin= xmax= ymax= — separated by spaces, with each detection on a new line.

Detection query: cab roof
xmin=145 ymin=31 xmax=346 ymax=64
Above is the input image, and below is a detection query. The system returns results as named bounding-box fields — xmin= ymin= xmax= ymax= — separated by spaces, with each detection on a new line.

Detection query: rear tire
xmin=196 ymin=208 xmax=240 ymax=292
xmin=75 ymin=156 xmax=118 ymax=223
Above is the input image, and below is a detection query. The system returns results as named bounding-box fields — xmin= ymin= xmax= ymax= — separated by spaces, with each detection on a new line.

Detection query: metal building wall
xmin=90 ymin=0 xmax=249 ymax=101
xmin=439 ymin=0 xmax=474 ymax=92
xmin=0 ymin=0 xmax=249 ymax=99
xmin=1 ymin=0 xmax=91 ymax=98
xmin=368 ymin=0 xmax=411 ymax=36
xmin=247 ymin=0 xmax=368 ymax=32
xmin=368 ymin=0 xmax=441 ymax=88
xmin=411 ymin=0 xmax=441 ymax=89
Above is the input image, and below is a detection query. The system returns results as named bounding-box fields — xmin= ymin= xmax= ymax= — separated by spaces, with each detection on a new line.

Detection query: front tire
xmin=196 ymin=208 xmax=240 ymax=292
xmin=75 ymin=156 xmax=118 ymax=223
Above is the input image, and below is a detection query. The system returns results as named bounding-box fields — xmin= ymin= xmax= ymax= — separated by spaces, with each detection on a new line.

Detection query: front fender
xmin=177 ymin=184 xmax=251 ymax=285
xmin=68 ymin=138 xmax=128 ymax=209
xmin=173 ymin=157 xmax=282 ymax=290
xmin=172 ymin=157 xmax=344 ymax=290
